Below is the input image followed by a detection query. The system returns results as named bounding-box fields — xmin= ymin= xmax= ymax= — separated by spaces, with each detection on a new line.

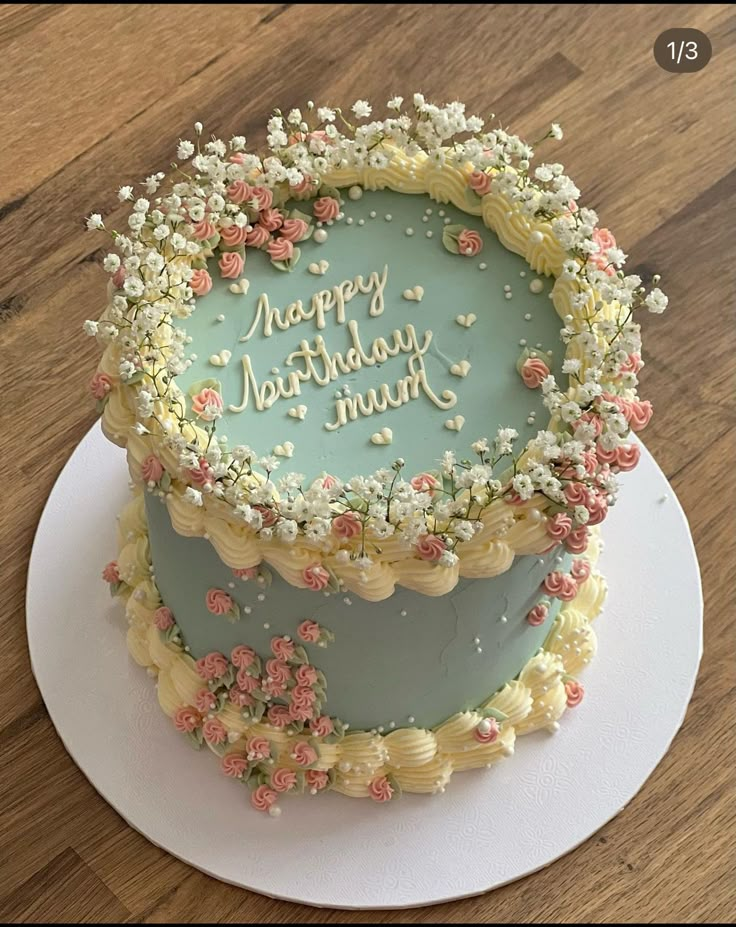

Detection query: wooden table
xmin=2 ymin=4 xmax=734 ymax=922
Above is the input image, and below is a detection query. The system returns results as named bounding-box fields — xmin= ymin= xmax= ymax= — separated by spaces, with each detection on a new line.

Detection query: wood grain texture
xmin=1 ymin=3 xmax=734 ymax=921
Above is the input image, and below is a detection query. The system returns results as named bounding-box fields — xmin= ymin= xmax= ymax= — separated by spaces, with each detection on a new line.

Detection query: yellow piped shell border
xmin=116 ymin=491 xmax=606 ymax=799
xmin=100 ymin=152 xmax=607 ymax=601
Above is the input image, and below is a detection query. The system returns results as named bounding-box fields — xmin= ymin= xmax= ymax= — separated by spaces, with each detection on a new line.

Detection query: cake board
xmin=26 ymin=422 xmax=702 ymax=909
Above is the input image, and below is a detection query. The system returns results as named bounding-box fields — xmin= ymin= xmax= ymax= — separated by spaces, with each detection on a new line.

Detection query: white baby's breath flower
xmin=117 ymin=186 xmax=134 ymax=202
xmin=177 ymin=139 xmax=195 ymax=160
xmin=83 ymin=320 xmax=99 ymax=336
xmin=103 ymin=253 xmax=120 ymax=273
xmin=86 ymin=213 xmax=104 ymax=231
xmin=183 ymin=487 xmax=203 ymax=507
xmin=352 ymin=100 xmax=372 ymax=119
xmin=645 ymin=287 xmax=668 ymax=314
xmin=123 ymin=277 xmax=144 ymax=298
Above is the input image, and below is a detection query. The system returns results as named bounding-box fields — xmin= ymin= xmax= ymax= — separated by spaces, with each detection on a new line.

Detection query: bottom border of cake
xmin=112 ymin=490 xmax=607 ymax=815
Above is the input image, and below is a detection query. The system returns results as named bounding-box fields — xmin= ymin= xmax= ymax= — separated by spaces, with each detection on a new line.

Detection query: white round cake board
xmin=27 ymin=423 xmax=702 ymax=909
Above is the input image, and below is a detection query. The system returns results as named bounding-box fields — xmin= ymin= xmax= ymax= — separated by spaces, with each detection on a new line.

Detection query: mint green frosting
xmin=146 ymin=494 xmax=571 ymax=730
xmin=175 ymin=190 xmax=559 ymax=482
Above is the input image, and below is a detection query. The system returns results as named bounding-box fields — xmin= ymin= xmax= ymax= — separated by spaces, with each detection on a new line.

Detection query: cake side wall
xmin=145 ymin=492 xmax=571 ymax=730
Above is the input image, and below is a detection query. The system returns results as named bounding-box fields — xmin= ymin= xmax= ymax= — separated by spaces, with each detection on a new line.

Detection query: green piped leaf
xmin=385 ymin=773 xmax=402 ymax=799
xmin=288 ymin=645 xmax=309 ymax=666
xmin=317 ymin=184 xmax=342 ymax=203
xmin=186 ymin=378 xmax=221 ymax=398
xmin=465 ymin=186 xmax=482 ymax=207
xmin=270 ymin=246 xmax=301 ymax=273
xmin=441 ymin=223 xmax=464 ymax=254
xmin=186 ymin=729 xmax=204 ymax=750
xmin=483 ymin=707 xmax=509 ymax=723
xmin=225 ymin=601 xmax=241 ymax=623
xmin=288 ymin=207 xmax=314 ymax=225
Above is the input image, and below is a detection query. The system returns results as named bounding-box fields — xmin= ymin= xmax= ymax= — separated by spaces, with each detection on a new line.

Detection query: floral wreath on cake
xmin=86 ymin=95 xmax=666 ymax=600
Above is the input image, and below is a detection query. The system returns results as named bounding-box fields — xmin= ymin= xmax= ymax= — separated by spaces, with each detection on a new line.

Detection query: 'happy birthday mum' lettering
xmin=227 ymin=266 xmax=458 ymax=428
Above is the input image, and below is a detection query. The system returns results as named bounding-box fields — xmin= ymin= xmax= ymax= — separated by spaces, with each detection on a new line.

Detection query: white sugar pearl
xmin=408 ymin=715 xmax=415 ymax=724
xmin=216 ymin=314 xmax=225 ymax=322
xmin=348 ymin=185 xmax=363 ymax=200
xmin=500 ymin=615 xmax=508 ymax=623
xmin=503 ymin=284 xmax=511 ymax=292
xmin=405 ymin=228 xmax=414 ymax=236
xmin=478 ymin=719 xmax=492 ymax=734
xmin=438 ymin=209 xmax=445 ymax=217
xmin=525 ymin=313 xmax=532 ymax=321
xmin=262 ymin=621 xmax=269 ymax=629
xmin=384 ymin=214 xmax=392 ymax=221
xmin=426 ymin=230 xmax=433 ymax=238
xmin=400 ymin=609 xmax=407 ymax=617
xmin=519 ymin=338 xmax=527 ymax=346
xmin=529 ymin=278 xmax=544 ymax=294
xmin=357 ymin=218 xmax=365 ymax=226
xmin=268 ymin=806 xmax=282 ymax=817
xmin=313 ymin=228 xmax=328 ymax=243
xmin=530 ymin=230 xmax=544 ymax=243
xmin=422 ymin=215 xmax=429 ymax=223
xmin=346 ymin=217 xmax=353 ymax=225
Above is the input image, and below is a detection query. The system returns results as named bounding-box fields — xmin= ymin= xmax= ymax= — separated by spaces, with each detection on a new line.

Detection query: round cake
xmin=88 ymin=95 xmax=665 ymax=813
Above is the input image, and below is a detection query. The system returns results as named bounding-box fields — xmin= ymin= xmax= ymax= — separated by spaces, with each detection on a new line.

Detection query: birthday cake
xmin=88 ymin=96 xmax=665 ymax=815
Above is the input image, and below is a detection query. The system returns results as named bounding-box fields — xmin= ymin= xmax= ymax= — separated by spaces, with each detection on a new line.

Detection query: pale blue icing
xmin=146 ymin=494 xmax=571 ymax=730
xmin=175 ymin=190 xmax=560 ymax=482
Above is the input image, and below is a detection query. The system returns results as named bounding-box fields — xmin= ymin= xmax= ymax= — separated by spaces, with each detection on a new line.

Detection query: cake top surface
xmin=87 ymin=95 xmax=665 ymax=598
xmin=174 ymin=188 xmax=560 ymax=482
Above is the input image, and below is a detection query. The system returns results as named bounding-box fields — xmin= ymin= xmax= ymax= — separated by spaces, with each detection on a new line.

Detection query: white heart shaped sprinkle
xmin=445 ymin=415 xmax=465 ymax=432
xmin=208 ymin=349 xmax=232 ymax=367
xmin=402 ymin=285 xmax=424 ymax=302
xmin=273 ymin=441 xmax=295 ymax=458
xmin=228 ymin=278 xmax=250 ymax=295
xmin=450 ymin=360 xmax=471 ymax=378
xmin=288 ymin=405 xmax=308 ymax=421
xmin=456 ymin=313 xmax=477 ymax=328
xmin=370 ymin=427 xmax=393 ymax=446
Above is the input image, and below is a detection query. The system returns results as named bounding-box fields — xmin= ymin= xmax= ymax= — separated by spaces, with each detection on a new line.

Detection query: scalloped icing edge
xmin=114 ymin=490 xmax=607 ymax=801
xmin=97 ymin=152 xmax=617 ymax=601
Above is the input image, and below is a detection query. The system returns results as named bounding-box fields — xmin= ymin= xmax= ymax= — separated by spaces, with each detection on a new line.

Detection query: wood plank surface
xmin=1 ymin=4 xmax=734 ymax=922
